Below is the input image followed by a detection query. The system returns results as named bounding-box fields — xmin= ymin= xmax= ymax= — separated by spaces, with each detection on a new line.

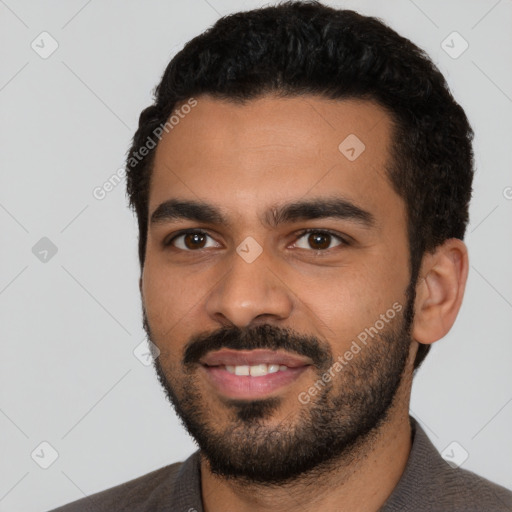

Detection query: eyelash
xmin=164 ymin=228 xmax=349 ymax=252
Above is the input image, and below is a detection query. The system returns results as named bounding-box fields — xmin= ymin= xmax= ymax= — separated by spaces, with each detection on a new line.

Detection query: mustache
xmin=182 ymin=323 xmax=332 ymax=369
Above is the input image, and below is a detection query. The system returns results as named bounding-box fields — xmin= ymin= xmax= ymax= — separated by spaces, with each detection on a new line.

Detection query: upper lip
xmin=200 ymin=349 xmax=312 ymax=368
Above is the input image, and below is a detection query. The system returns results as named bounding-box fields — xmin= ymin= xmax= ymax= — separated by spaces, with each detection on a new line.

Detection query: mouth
xmin=199 ymin=349 xmax=312 ymax=399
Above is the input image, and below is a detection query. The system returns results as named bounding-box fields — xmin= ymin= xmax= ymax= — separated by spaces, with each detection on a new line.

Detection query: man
xmin=50 ymin=1 xmax=512 ymax=511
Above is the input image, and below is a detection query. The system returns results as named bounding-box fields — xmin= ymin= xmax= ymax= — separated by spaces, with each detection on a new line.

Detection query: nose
xmin=205 ymin=244 xmax=294 ymax=328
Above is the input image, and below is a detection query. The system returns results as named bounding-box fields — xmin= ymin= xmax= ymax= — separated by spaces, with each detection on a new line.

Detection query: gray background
xmin=0 ymin=1 xmax=511 ymax=510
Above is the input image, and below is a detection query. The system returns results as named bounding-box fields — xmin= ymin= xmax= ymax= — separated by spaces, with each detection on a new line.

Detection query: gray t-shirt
xmin=48 ymin=416 xmax=512 ymax=511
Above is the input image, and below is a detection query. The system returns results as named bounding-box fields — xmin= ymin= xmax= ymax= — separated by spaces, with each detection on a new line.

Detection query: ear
xmin=412 ymin=238 xmax=469 ymax=345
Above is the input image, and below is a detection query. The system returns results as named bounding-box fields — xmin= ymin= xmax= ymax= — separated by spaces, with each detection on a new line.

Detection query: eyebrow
xmin=150 ymin=196 xmax=376 ymax=229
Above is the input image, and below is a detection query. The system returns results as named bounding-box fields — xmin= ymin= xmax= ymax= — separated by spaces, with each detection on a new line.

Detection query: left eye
xmin=293 ymin=230 xmax=346 ymax=251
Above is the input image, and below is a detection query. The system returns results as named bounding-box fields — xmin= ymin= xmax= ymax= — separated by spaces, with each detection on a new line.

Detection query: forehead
xmin=149 ymin=94 xmax=403 ymax=228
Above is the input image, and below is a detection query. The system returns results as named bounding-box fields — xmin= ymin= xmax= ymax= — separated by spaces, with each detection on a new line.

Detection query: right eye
xmin=165 ymin=230 xmax=221 ymax=251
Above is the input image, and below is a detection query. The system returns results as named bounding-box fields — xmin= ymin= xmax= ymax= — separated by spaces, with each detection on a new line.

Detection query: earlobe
xmin=412 ymin=239 xmax=469 ymax=345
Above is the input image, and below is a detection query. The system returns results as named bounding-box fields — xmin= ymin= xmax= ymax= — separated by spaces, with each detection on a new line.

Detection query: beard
xmin=144 ymin=293 xmax=414 ymax=486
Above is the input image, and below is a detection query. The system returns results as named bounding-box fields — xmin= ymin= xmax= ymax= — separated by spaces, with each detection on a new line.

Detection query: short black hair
xmin=125 ymin=0 xmax=474 ymax=371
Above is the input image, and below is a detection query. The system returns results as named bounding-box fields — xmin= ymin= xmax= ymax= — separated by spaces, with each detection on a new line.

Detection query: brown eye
xmin=293 ymin=230 xmax=345 ymax=251
xmin=167 ymin=231 xmax=220 ymax=251
xmin=308 ymin=232 xmax=331 ymax=250
xmin=183 ymin=232 xmax=207 ymax=250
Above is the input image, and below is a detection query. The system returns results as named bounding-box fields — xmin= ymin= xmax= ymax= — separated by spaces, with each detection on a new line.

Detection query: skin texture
xmin=140 ymin=94 xmax=469 ymax=512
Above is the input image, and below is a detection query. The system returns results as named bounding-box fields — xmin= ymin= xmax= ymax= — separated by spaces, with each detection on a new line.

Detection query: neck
xmin=200 ymin=380 xmax=413 ymax=512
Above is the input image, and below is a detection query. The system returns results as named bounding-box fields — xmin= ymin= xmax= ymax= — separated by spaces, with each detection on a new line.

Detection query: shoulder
xmin=414 ymin=423 xmax=512 ymax=510
xmin=381 ymin=418 xmax=512 ymax=512
xmin=431 ymin=464 xmax=512 ymax=511
xmin=47 ymin=461 xmax=184 ymax=512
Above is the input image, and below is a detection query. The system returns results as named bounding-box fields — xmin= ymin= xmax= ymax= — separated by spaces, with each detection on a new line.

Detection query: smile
xmin=199 ymin=348 xmax=312 ymax=399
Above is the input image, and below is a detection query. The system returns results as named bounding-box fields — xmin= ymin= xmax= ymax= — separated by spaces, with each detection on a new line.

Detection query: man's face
xmin=141 ymin=94 xmax=415 ymax=483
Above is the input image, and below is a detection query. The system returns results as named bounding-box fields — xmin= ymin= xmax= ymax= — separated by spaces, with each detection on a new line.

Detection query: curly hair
xmin=125 ymin=0 xmax=474 ymax=371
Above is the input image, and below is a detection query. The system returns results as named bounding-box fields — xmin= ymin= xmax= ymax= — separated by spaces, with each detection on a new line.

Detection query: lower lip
xmin=201 ymin=365 xmax=310 ymax=399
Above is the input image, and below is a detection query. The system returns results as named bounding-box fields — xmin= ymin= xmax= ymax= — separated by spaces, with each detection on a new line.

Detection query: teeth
xmin=250 ymin=364 xmax=268 ymax=377
xmin=234 ymin=365 xmax=250 ymax=376
xmin=224 ymin=363 xmax=289 ymax=376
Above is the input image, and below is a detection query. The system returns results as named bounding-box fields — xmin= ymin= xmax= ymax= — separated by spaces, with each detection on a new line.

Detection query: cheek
xmin=141 ymin=257 xmax=200 ymax=350
xmin=293 ymin=254 xmax=408 ymax=349
xmin=291 ymin=267 xmax=379 ymax=346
